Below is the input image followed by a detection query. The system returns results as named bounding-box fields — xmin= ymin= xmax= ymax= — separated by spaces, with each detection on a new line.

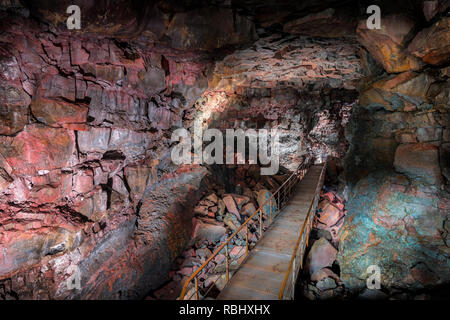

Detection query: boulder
xmin=356 ymin=15 xmax=422 ymax=73
xmin=222 ymin=195 xmax=241 ymax=220
xmin=223 ymin=212 xmax=242 ymax=234
xmin=256 ymin=189 xmax=277 ymax=218
xmin=316 ymin=277 xmax=337 ymax=291
xmin=196 ymin=247 xmax=212 ymax=260
xmin=198 ymin=199 xmax=215 ymax=208
xmin=217 ymin=199 xmax=226 ymax=216
xmin=232 ymin=194 xmax=250 ymax=209
xmin=394 ymin=143 xmax=442 ymax=185
xmin=311 ymin=267 xmax=340 ymax=283
xmin=205 ymin=193 xmax=219 ymax=204
xmin=322 ymin=192 xmax=335 ymax=203
xmin=359 ymin=72 xmax=434 ymax=111
xmin=229 ymin=246 xmax=245 ymax=259
xmin=242 ymin=202 xmax=257 ymax=216
xmin=306 ymin=238 xmax=337 ymax=275
xmin=408 ymin=17 xmax=450 ymax=65
xmin=416 ymin=127 xmax=442 ymax=142
xmin=317 ymin=200 xmax=344 ymax=227
xmin=192 ymin=219 xmax=226 ymax=243
xmin=194 ymin=205 xmax=209 ymax=216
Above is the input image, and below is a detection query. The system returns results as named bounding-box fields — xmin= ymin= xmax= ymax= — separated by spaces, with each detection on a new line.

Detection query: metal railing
xmin=278 ymin=162 xmax=327 ymax=299
xmin=178 ymin=159 xmax=311 ymax=300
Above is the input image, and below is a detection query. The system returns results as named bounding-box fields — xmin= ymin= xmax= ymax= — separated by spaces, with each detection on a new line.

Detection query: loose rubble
xmin=146 ymin=164 xmax=289 ymax=299
xmin=299 ymin=185 xmax=347 ymax=300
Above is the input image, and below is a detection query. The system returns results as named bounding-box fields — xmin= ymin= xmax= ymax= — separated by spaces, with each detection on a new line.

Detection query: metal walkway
xmin=217 ymin=165 xmax=325 ymax=300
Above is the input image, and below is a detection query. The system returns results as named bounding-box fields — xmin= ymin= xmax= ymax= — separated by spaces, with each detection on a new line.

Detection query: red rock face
xmin=0 ymin=11 xmax=212 ymax=299
xmin=0 ymin=124 xmax=76 ymax=176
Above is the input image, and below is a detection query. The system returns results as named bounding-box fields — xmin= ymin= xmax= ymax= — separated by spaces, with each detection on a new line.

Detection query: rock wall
xmin=0 ymin=0 xmax=449 ymax=300
xmin=194 ymin=34 xmax=363 ymax=170
xmin=338 ymin=9 xmax=450 ymax=296
xmin=0 ymin=11 xmax=215 ymax=299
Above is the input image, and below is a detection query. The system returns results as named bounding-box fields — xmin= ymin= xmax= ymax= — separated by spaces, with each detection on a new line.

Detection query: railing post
xmin=178 ymin=162 xmax=314 ymax=301
xmin=195 ymin=276 xmax=199 ymax=300
xmin=277 ymin=191 xmax=280 ymax=211
xmin=269 ymin=199 xmax=272 ymax=224
xmin=225 ymin=245 xmax=229 ymax=283
xmin=259 ymin=210 xmax=263 ymax=237
xmin=292 ymin=257 xmax=296 ymax=299
xmin=245 ymin=226 xmax=248 ymax=256
xmin=306 ymin=220 xmax=310 ymax=247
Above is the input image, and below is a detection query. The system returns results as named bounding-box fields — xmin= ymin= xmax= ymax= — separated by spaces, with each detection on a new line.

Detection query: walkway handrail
xmin=278 ymin=162 xmax=327 ymax=299
xmin=179 ymin=159 xmax=311 ymax=300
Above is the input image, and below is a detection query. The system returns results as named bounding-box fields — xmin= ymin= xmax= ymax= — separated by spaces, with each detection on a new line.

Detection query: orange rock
xmin=408 ymin=17 xmax=450 ymax=65
xmin=232 ymin=194 xmax=250 ymax=209
xmin=31 ymin=98 xmax=88 ymax=128
xmin=323 ymin=192 xmax=335 ymax=203
xmin=357 ymin=15 xmax=423 ymax=73
xmin=222 ymin=195 xmax=241 ymax=220
xmin=318 ymin=200 xmax=344 ymax=227
xmin=242 ymin=202 xmax=256 ymax=216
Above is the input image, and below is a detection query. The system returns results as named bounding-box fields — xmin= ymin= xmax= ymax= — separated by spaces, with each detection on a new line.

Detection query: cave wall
xmin=0 ymin=9 xmax=218 ymax=299
xmin=0 ymin=0 xmax=449 ymax=300
xmin=338 ymin=11 xmax=450 ymax=294
xmin=194 ymin=34 xmax=363 ymax=170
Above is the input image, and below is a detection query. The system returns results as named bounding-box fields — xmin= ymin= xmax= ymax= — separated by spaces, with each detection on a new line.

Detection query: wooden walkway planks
xmin=217 ymin=165 xmax=324 ymax=300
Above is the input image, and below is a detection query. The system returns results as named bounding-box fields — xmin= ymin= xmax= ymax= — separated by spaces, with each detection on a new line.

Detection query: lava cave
xmin=0 ymin=0 xmax=449 ymax=303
